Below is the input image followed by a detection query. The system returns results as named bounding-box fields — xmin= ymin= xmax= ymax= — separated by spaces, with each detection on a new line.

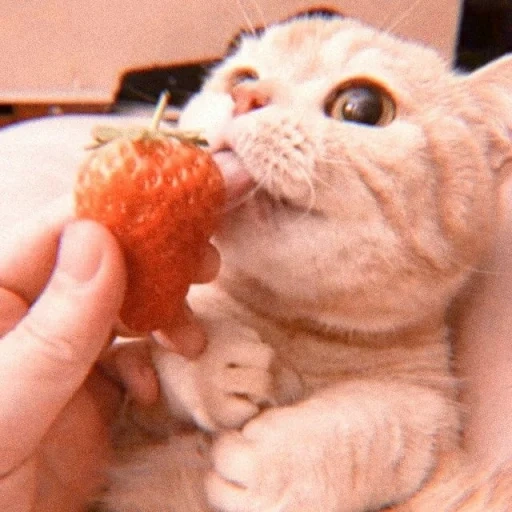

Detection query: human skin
xmin=0 ymin=197 xmax=219 ymax=511
xmin=0 ymin=200 xmax=127 ymax=511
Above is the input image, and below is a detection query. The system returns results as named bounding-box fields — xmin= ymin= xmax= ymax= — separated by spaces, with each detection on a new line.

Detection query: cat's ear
xmin=464 ymin=55 xmax=512 ymax=172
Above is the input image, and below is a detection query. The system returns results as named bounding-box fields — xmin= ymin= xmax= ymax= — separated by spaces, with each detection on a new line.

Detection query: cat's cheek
xmin=179 ymin=91 xmax=234 ymax=150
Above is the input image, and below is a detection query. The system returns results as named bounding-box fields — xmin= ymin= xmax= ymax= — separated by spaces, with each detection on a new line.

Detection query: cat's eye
xmin=325 ymin=85 xmax=395 ymax=126
xmin=228 ymin=68 xmax=259 ymax=90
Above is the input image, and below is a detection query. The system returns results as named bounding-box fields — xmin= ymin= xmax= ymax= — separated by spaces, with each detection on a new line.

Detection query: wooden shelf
xmin=0 ymin=103 xmax=112 ymax=128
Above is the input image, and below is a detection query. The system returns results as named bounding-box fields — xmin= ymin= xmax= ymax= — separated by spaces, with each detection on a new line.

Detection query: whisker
xmin=461 ymin=266 xmax=511 ymax=278
xmin=317 ymin=154 xmax=511 ymax=278
xmin=423 ymin=251 xmax=512 ymax=279
xmin=380 ymin=0 xmax=424 ymax=35
xmin=244 ymin=0 xmax=267 ymax=30
xmin=299 ymin=167 xmax=318 ymax=213
xmin=235 ymin=0 xmax=257 ymax=35
xmin=310 ymin=173 xmax=348 ymax=208
xmin=222 ymin=180 xmax=264 ymax=214
xmin=313 ymin=152 xmax=352 ymax=200
xmin=305 ymin=184 xmax=317 ymax=214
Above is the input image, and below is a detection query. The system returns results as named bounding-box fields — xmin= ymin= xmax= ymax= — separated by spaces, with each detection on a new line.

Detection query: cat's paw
xmin=205 ymin=407 xmax=329 ymax=512
xmin=194 ymin=322 xmax=278 ymax=430
xmin=155 ymin=321 xmax=282 ymax=432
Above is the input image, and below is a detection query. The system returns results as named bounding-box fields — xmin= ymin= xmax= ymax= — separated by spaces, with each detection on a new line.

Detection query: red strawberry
xmin=74 ymin=126 xmax=225 ymax=333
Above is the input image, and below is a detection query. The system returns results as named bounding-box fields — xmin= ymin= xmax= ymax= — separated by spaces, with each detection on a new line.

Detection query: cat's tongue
xmin=212 ymin=151 xmax=254 ymax=208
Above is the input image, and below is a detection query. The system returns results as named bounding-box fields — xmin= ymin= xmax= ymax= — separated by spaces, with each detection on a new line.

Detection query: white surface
xmin=0 ymin=115 xmax=148 ymax=229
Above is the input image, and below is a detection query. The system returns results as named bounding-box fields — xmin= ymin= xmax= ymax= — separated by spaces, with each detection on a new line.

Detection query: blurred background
xmin=457 ymin=0 xmax=511 ymax=70
xmin=0 ymin=0 xmax=510 ymax=128
xmin=118 ymin=0 xmax=512 ymax=108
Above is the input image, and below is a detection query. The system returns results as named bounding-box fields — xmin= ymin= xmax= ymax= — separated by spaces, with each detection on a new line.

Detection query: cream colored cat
xmin=96 ymin=15 xmax=512 ymax=512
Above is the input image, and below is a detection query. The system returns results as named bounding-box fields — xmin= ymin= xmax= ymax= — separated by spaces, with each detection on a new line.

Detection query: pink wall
xmin=0 ymin=1 xmax=461 ymax=104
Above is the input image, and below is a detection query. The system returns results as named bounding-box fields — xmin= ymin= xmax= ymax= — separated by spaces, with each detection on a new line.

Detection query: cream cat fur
xmin=96 ymin=16 xmax=512 ymax=512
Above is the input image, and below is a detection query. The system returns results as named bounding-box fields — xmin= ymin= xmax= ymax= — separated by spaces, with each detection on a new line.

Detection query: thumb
xmin=0 ymin=221 xmax=126 ymax=472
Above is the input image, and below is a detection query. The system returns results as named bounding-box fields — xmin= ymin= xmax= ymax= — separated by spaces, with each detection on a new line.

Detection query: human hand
xmin=0 ymin=196 xmax=130 ymax=511
xmin=0 ymin=197 xmax=219 ymax=512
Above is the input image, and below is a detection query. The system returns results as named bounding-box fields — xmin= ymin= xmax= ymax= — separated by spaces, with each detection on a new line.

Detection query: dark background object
xmin=456 ymin=0 xmax=512 ymax=70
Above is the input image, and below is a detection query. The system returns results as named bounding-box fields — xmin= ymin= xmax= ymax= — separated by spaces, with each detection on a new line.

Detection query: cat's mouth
xmin=212 ymin=150 xmax=319 ymax=216
xmin=212 ymin=150 xmax=255 ymax=209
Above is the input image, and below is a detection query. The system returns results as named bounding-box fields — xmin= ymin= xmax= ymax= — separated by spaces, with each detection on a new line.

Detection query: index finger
xmin=0 ymin=195 xmax=74 ymax=304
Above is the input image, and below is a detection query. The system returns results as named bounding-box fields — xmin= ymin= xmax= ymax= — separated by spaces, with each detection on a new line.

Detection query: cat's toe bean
xmin=221 ymin=366 xmax=275 ymax=406
xmin=223 ymin=337 xmax=275 ymax=370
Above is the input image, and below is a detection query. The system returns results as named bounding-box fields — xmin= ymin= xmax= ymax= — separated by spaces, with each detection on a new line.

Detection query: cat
xmin=95 ymin=14 xmax=512 ymax=512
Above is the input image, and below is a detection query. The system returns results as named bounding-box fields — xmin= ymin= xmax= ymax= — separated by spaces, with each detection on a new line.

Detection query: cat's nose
xmin=231 ymin=82 xmax=271 ymax=116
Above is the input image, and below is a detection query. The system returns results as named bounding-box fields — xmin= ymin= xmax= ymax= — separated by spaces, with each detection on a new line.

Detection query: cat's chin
xmin=250 ymin=190 xmax=322 ymax=219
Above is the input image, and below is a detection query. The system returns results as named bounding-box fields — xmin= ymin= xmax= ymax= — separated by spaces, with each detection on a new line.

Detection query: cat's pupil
xmin=339 ymin=87 xmax=383 ymax=125
xmin=325 ymin=84 xmax=395 ymax=126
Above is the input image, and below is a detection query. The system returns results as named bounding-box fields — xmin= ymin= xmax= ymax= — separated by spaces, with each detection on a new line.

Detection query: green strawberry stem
xmin=88 ymin=90 xmax=207 ymax=149
xmin=149 ymin=90 xmax=171 ymax=131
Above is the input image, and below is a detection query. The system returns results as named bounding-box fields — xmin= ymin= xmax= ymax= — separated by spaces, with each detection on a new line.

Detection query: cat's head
xmin=180 ymin=16 xmax=512 ymax=332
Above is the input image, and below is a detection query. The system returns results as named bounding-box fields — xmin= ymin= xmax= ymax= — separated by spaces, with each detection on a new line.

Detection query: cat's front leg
xmin=207 ymin=381 xmax=458 ymax=512
xmin=153 ymin=320 xmax=302 ymax=432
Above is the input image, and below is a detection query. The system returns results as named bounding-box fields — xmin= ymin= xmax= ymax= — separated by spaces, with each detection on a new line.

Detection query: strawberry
xmin=74 ymin=95 xmax=225 ymax=332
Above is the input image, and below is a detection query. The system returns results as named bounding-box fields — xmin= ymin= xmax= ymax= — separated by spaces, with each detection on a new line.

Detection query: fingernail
xmin=58 ymin=222 xmax=104 ymax=282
